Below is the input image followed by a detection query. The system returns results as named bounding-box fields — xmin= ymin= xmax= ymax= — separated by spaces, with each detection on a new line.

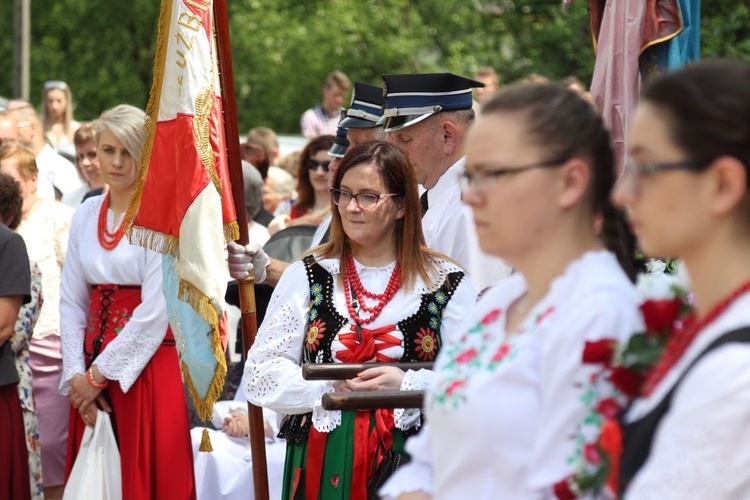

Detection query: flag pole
xmin=213 ymin=2 xmax=270 ymax=499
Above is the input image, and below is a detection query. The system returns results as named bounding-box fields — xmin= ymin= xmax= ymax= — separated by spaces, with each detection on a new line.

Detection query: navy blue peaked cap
xmin=339 ymin=82 xmax=385 ymax=129
xmin=328 ymin=123 xmax=350 ymax=158
xmin=379 ymin=73 xmax=483 ymax=131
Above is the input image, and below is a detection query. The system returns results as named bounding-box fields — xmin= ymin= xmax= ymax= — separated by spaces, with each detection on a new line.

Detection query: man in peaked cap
xmin=338 ymin=82 xmax=386 ymax=146
xmin=228 ymin=82 xmax=387 ymax=287
xmin=382 ymin=72 xmax=511 ymax=290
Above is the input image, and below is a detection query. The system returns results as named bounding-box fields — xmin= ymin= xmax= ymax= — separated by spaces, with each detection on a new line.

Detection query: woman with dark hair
xmin=291 ymin=134 xmax=334 ymax=220
xmin=267 ymin=135 xmax=334 ymax=235
xmin=613 ymin=59 xmax=750 ymax=498
xmin=243 ymin=140 xmax=476 ymax=499
xmin=382 ymin=83 xmax=642 ymax=499
xmin=0 ymin=172 xmax=37 ymax=499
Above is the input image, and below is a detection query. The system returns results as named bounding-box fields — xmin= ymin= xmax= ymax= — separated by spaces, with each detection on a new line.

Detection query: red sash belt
xmin=85 ymin=284 xmax=174 ymax=364
xmin=306 ymin=324 xmax=400 ymax=500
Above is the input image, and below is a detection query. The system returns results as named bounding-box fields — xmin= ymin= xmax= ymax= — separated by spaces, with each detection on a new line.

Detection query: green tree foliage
xmin=1 ymin=1 xmax=748 ymax=134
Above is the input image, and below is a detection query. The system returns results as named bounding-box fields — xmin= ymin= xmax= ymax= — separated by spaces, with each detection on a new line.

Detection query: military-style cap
xmin=379 ymin=73 xmax=484 ymax=132
xmin=338 ymin=82 xmax=385 ymax=129
xmin=328 ymin=123 xmax=350 ymax=158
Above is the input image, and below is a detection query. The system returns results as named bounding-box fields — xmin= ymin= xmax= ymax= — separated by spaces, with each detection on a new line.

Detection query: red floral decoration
xmin=306 ymin=320 xmax=326 ymax=351
xmin=555 ymin=283 xmax=690 ymax=499
xmin=415 ymin=328 xmax=438 ymax=361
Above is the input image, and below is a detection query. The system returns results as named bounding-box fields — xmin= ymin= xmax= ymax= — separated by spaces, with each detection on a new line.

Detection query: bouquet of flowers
xmin=554 ymin=266 xmax=691 ymax=499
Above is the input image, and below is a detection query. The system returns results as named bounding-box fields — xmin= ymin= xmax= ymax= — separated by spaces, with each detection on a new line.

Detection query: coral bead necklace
xmin=643 ymin=278 xmax=750 ymax=396
xmin=344 ymin=254 xmax=402 ymax=326
xmin=97 ymin=193 xmax=126 ymax=250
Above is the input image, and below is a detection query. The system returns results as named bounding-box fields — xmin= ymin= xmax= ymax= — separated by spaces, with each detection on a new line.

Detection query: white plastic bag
xmin=63 ymin=410 xmax=122 ymax=500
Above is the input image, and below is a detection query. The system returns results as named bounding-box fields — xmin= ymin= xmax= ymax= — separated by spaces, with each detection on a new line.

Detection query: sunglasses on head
xmin=44 ymin=80 xmax=68 ymax=91
xmin=307 ymin=159 xmax=332 ymax=172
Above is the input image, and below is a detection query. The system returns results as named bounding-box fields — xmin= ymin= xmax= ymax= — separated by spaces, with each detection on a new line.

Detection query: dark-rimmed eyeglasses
xmin=622 ymin=159 xmax=703 ymax=195
xmin=459 ymin=158 xmax=568 ymax=193
xmin=330 ymin=188 xmax=401 ymax=209
xmin=307 ymin=159 xmax=332 ymax=172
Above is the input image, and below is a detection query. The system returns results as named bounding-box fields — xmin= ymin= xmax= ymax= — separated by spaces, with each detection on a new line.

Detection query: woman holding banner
xmin=59 ymin=104 xmax=195 ymax=499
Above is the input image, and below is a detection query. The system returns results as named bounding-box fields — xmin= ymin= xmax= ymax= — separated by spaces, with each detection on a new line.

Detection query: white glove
xmin=227 ymin=241 xmax=270 ymax=284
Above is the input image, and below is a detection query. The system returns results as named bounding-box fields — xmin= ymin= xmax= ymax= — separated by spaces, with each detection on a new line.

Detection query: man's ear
xmin=441 ymin=120 xmax=461 ymax=156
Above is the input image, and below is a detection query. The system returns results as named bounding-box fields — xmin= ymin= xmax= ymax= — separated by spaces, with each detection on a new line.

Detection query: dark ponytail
xmin=482 ymin=83 xmax=644 ymax=281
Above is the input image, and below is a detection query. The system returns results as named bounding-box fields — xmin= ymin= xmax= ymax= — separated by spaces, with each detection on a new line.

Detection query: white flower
xmin=636 ymin=272 xmax=680 ymax=301
xmin=645 ymin=259 xmax=667 ymax=274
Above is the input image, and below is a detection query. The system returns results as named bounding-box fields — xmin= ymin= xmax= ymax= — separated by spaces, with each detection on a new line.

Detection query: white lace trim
xmin=59 ymin=326 xmax=86 ymax=395
xmin=312 ymin=382 xmax=341 ymax=432
xmin=94 ymin=327 xmax=163 ymax=393
xmin=394 ymin=369 xmax=433 ymax=430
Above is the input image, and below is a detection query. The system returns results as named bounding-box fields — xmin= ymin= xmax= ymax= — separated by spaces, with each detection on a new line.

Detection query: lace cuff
xmin=394 ymin=369 xmax=434 ymax=430
xmin=94 ymin=329 xmax=163 ymax=393
xmin=59 ymin=326 xmax=86 ymax=395
xmin=312 ymin=382 xmax=341 ymax=432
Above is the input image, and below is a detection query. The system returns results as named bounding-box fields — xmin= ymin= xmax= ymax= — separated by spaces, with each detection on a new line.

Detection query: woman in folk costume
xmin=612 ymin=59 xmax=750 ymax=498
xmin=242 ymin=140 xmax=476 ymax=499
xmin=59 ymin=104 xmax=195 ymax=499
xmin=382 ymin=83 xmax=643 ymax=499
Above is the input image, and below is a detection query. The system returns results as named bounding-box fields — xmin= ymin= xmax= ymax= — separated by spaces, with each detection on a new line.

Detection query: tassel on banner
xmin=199 ymin=427 xmax=214 ymax=453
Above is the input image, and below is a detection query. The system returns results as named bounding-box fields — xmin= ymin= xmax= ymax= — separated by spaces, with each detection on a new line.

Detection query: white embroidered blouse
xmin=59 ymin=195 xmax=169 ymax=394
xmin=242 ymin=256 xmax=477 ymax=432
xmin=381 ymin=250 xmax=641 ymax=499
xmin=625 ymin=292 xmax=750 ymax=499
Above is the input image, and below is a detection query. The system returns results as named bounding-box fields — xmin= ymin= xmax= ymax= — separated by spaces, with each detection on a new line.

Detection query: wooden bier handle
xmin=322 ymin=390 xmax=426 ymax=411
xmin=302 ymin=362 xmax=434 ymax=381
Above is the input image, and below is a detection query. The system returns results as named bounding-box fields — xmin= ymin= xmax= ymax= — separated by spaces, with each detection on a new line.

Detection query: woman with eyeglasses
xmin=59 ymin=104 xmax=195 ymax=499
xmin=243 ymin=140 xmax=476 ymax=499
xmin=41 ymin=80 xmax=80 ymax=149
xmin=382 ymin=82 xmax=643 ymax=499
xmin=611 ymin=59 xmax=750 ymax=499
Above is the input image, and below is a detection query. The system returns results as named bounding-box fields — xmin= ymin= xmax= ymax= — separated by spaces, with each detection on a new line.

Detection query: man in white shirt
xmin=8 ymin=101 xmax=85 ymax=199
xmin=380 ymin=72 xmax=511 ymax=291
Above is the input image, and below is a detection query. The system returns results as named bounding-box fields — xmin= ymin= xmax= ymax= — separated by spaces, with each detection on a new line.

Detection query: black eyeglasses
xmin=622 ymin=159 xmax=703 ymax=195
xmin=307 ymin=159 xmax=332 ymax=172
xmin=330 ymin=188 xmax=401 ymax=209
xmin=460 ymin=158 xmax=568 ymax=193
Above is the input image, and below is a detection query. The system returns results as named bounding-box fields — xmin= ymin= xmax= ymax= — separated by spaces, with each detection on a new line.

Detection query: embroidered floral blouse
xmin=381 ymin=250 xmax=641 ymax=499
xmin=243 ymin=256 xmax=476 ymax=433
xmin=59 ymin=195 xmax=170 ymax=394
xmin=625 ymin=293 xmax=750 ymax=499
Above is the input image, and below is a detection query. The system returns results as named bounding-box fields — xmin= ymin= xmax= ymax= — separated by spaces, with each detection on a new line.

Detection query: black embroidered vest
xmin=619 ymin=326 xmax=750 ymax=495
xmin=279 ymin=255 xmax=465 ymax=443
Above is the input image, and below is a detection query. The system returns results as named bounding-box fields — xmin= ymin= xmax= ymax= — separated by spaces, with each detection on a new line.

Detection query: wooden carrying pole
xmin=303 ymin=362 xmax=434 ymax=380
xmin=213 ymin=2 xmax=269 ymax=499
xmin=322 ymin=391 xmax=427 ymax=411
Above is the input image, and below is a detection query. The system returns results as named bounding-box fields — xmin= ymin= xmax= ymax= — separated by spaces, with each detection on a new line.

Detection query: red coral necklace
xmin=97 ymin=193 xmax=126 ymax=250
xmin=643 ymin=278 xmax=750 ymax=396
xmin=344 ymin=255 xmax=401 ymax=326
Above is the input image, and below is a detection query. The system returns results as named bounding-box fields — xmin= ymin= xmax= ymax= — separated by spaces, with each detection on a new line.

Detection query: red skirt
xmin=0 ymin=383 xmax=31 ymax=500
xmin=65 ymin=284 xmax=195 ymax=500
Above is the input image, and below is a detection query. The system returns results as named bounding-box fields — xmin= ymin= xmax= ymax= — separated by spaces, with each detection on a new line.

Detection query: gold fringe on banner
xmin=123 ymin=0 xmax=170 ymax=237
xmin=224 ymin=221 xmax=240 ymax=243
xmin=127 ymin=226 xmax=179 ymax=258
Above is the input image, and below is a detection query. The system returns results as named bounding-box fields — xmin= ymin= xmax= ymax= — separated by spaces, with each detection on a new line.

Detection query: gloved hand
xmin=227 ymin=241 xmax=270 ymax=284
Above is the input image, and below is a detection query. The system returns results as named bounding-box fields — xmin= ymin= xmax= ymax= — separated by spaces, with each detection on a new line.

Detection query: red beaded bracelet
xmin=86 ymin=368 xmax=109 ymax=389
